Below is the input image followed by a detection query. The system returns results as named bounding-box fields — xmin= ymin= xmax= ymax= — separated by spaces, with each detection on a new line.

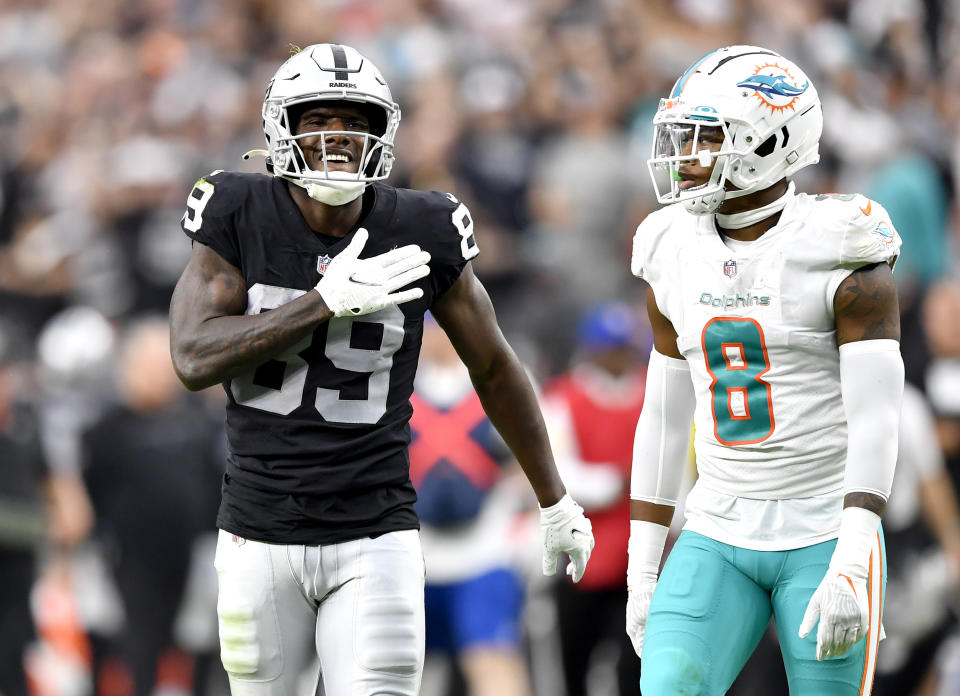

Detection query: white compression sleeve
xmin=839 ymin=339 xmax=904 ymax=501
xmin=630 ymin=349 xmax=696 ymax=506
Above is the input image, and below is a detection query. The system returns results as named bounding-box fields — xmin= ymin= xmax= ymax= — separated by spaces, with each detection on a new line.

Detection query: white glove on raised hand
xmin=315 ymin=228 xmax=431 ymax=317
xmin=799 ymin=507 xmax=879 ymax=660
xmin=626 ymin=520 xmax=668 ymax=657
xmin=540 ymin=494 xmax=594 ymax=583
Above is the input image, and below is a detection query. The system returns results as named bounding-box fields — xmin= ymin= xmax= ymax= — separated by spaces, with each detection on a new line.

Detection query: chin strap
xmin=244 ymin=149 xmax=365 ymax=206
xmin=683 ymin=188 xmax=726 ymax=215
xmin=715 ymin=182 xmax=795 ymax=229
xmin=300 ymin=178 xmax=365 ymax=206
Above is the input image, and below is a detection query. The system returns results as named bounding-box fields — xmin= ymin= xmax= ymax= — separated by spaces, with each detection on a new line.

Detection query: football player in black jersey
xmin=169 ymin=43 xmax=594 ymax=696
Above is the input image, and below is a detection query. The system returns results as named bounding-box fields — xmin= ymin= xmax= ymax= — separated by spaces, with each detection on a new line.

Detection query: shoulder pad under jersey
xmin=802 ymin=192 xmax=901 ymax=270
xmin=392 ymin=188 xmax=480 ymax=267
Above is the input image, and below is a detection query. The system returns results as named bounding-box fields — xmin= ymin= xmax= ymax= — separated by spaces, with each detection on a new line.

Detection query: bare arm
xmin=430 ymin=265 xmax=565 ymax=506
xmin=169 ymin=243 xmax=333 ymax=390
xmin=631 ymin=284 xmax=684 ymax=526
xmin=834 ymin=262 xmax=901 ymax=516
xmin=919 ymin=469 xmax=960 ymax=576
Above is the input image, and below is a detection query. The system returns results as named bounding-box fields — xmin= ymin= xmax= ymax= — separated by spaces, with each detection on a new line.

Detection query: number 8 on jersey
xmin=702 ymin=317 xmax=774 ymax=445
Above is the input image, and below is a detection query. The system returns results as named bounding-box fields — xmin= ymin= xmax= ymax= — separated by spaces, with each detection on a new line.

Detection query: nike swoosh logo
xmin=838 ymin=573 xmax=858 ymax=596
xmin=860 ymin=200 xmax=872 ymax=216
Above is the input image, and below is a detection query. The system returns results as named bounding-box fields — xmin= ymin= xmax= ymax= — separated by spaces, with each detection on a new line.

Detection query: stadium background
xmin=1 ymin=0 xmax=959 ymax=694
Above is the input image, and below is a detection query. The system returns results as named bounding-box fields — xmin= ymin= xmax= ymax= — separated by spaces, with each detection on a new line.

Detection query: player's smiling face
xmin=293 ymin=102 xmax=370 ymax=174
xmin=677 ymin=125 xmax=725 ymax=190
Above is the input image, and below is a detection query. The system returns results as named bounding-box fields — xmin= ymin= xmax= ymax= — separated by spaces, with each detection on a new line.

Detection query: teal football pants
xmin=640 ymin=530 xmax=885 ymax=696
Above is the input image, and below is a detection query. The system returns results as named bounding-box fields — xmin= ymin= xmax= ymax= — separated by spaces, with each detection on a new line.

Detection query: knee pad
xmin=356 ymin=590 xmax=422 ymax=675
xmin=214 ymin=532 xmax=283 ymax=680
xmin=218 ymin=599 xmax=261 ymax=676
xmin=355 ymin=530 xmax=425 ymax=676
xmin=640 ymin=646 xmax=707 ymax=696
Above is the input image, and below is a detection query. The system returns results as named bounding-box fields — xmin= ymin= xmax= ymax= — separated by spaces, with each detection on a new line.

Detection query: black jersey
xmin=179 ymin=171 xmax=479 ymax=544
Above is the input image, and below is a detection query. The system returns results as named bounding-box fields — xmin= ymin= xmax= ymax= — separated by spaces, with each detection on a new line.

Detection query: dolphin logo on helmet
xmin=736 ymin=74 xmax=809 ymax=100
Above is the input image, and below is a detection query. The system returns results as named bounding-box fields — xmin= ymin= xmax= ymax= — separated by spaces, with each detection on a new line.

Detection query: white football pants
xmin=213 ymin=528 xmax=426 ymax=696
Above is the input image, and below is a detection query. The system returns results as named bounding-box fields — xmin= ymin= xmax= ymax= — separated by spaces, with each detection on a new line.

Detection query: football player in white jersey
xmin=625 ymin=46 xmax=903 ymax=695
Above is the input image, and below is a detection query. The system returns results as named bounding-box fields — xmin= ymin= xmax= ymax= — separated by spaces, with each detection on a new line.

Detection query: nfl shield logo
xmin=317 ymin=254 xmax=332 ymax=275
xmin=723 ymin=259 xmax=737 ymax=277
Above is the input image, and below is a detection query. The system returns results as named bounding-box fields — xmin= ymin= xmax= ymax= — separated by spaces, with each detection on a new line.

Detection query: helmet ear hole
xmin=356 ymin=102 xmax=387 ymax=138
xmin=754 ymin=134 xmax=777 ymax=158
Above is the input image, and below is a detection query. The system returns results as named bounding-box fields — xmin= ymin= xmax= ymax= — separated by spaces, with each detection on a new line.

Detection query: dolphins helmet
xmin=647 ymin=46 xmax=822 ymax=215
xmin=259 ymin=44 xmax=401 ymax=205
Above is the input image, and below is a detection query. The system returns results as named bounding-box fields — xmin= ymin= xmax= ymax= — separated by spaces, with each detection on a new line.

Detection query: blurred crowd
xmin=2 ymin=0 xmax=960 ymax=694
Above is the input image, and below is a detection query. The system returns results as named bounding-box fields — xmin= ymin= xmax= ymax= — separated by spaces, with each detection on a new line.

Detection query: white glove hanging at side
xmin=539 ymin=494 xmax=594 ymax=583
xmin=626 ymin=520 xmax=668 ymax=657
xmin=799 ymin=507 xmax=880 ymax=660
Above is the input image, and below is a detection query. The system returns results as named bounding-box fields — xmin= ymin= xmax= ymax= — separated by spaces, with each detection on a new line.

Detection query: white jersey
xmin=632 ymin=188 xmax=901 ymax=548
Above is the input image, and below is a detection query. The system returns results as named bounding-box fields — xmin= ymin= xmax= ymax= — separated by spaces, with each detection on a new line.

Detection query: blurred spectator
xmin=0 ymin=319 xmax=92 ymax=696
xmin=80 ymin=317 xmax=224 ymax=696
xmin=449 ymin=60 xmax=538 ymax=336
xmin=541 ymin=302 xmax=649 ymax=696
xmin=412 ymin=317 xmax=533 ymax=696
xmin=874 ymin=383 xmax=960 ymax=695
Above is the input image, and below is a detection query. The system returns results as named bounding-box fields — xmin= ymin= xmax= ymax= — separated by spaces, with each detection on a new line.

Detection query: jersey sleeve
xmin=631 ymin=206 xmax=675 ymax=282
xmin=420 ymin=191 xmax=480 ymax=300
xmin=814 ymin=193 xmax=902 ymax=304
xmin=837 ymin=195 xmax=901 ymax=270
xmin=631 ymin=206 xmax=679 ymax=323
xmin=179 ymin=170 xmax=245 ymax=268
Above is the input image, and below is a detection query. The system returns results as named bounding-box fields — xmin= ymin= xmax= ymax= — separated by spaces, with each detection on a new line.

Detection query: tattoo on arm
xmin=834 ymin=263 xmax=900 ymax=345
xmin=170 ymin=244 xmax=328 ymax=390
xmin=843 ymin=491 xmax=886 ymax=517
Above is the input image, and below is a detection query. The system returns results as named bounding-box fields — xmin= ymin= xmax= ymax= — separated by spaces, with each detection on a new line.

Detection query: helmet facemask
xmin=648 ymin=114 xmax=742 ymax=215
xmin=265 ymin=97 xmax=399 ymax=205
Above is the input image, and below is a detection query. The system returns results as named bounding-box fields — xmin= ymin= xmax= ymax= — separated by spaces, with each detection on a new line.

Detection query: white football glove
xmin=539 ymin=494 xmax=594 ymax=583
xmin=626 ymin=520 xmax=668 ymax=657
xmin=799 ymin=507 xmax=879 ymax=660
xmin=315 ymin=228 xmax=431 ymax=317
xmin=799 ymin=571 xmax=869 ymax=660
xmin=626 ymin=578 xmax=657 ymax=657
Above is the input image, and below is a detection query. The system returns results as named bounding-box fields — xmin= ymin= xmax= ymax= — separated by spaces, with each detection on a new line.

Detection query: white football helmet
xmin=258 ymin=44 xmax=400 ymax=205
xmin=648 ymin=46 xmax=822 ymax=215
